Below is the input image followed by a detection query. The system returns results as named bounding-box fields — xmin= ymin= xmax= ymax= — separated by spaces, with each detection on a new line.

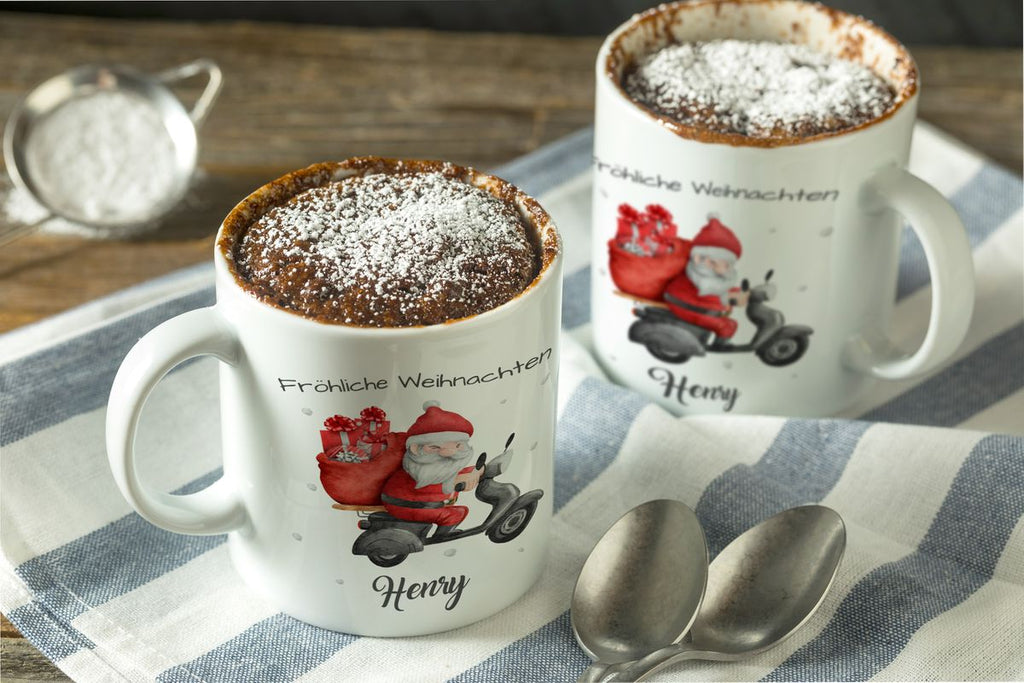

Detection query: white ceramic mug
xmin=591 ymin=0 xmax=974 ymax=417
xmin=107 ymin=160 xmax=562 ymax=636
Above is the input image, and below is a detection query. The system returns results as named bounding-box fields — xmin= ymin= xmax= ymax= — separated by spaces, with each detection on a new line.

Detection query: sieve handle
xmin=0 ymin=213 xmax=51 ymax=247
xmin=157 ymin=59 xmax=223 ymax=129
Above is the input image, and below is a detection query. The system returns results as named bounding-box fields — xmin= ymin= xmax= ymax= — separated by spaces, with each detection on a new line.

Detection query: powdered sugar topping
xmin=232 ymin=171 xmax=539 ymax=327
xmin=624 ymin=40 xmax=897 ymax=139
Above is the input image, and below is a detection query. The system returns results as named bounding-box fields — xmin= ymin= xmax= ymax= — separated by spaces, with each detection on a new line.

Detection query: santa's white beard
xmin=403 ymin=446 xmax=474 ymax=494
xmin=686 ymin=259 xmax=737 ymax=302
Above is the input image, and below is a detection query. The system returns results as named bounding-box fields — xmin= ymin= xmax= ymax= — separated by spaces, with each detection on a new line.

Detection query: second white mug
xmin=590 ymin=0 xmax=974 ymax=417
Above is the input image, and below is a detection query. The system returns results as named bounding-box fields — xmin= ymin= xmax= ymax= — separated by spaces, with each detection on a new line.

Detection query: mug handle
xmin=843 ymin=165 xmax=975 ymax=380
xmin=106 ymin=307 xmax=248 ymax=535
xmin=156 ymin=59 xmax=223 ymax=129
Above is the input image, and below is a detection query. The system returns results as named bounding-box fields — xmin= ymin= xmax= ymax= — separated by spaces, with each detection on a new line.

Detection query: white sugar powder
xmin=235 ymin=171 xmax=538 ymax=326
xmin=625 ymin=40 xmax=896 ymax=138
xmin=24 ymin=90 xmax=179 ymax=223
xmin=1 ymin=182 xmax=152 ymax=238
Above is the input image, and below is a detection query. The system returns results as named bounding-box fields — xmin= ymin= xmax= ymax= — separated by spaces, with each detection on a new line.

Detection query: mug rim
xmin=214 ymin=157 xmax=562 ymax=337
xmin=598 ymin=0 xmax=920 ymax=148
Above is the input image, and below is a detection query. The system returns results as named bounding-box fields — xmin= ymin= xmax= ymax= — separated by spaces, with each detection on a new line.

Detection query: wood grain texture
xmin=0 ymin=11 xmax=1020 ymax=680
xmin=2 ymin=614 xmax=68 ymax=681
xmin=0 ymin=14 xmax=1020 ymax=334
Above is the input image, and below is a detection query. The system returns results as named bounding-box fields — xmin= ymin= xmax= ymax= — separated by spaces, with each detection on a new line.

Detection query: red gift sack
xmin=318 ymin=431 xmax=406 ymax=506
xmin=607 ymin=203 xmax=689 ymax=300
xmin=608 ymin=237 xmax=689 ymax=300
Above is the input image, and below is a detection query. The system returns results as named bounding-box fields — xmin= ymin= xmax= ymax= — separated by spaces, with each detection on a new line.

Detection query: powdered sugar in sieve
xmin=2 ymin=60 xmax=221 ymax=243
xmin=25 ymin=90 xmax=179 ymax=224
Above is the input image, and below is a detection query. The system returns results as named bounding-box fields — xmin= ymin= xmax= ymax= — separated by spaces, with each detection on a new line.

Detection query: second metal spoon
xmin=604 ymin=504 xmax=846 ymax=682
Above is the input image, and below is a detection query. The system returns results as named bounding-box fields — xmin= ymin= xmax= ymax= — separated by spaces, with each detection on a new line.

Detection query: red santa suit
xmin=381 ymin=402 xmax=476 ymax=528
xmin=381 ymin=467 xmax=474 ymax=527
xmin=663 ymin=218 xmax=743 ymax=340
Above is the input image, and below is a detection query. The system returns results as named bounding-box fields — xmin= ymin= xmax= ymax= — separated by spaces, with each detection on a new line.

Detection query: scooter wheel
xmin=646 ymin=342 xmax=691 ymax=364
xmin=356 ymin=530 xmax=416 ymax=567
xmin=487 ymin=500 xmax=538 ymax=544
xmin=629 ymin=320 xmax=694 ymax=364
xmin=367 ymin=550 xmax=408 ymax=568
xmin=757 ymin=334 xmax=808 ymax=367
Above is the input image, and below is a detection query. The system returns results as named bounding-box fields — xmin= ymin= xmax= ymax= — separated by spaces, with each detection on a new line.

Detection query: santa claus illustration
xmin=380 ymin=401 xmax=483 ymax=537
xmin=662 ymin=217 xmax=750 ymax=341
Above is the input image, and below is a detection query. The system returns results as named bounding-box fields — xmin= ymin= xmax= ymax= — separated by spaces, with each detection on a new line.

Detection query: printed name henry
xmin=649 ymin=367 xmax=740 ymax=412
xmin=373 ymin=574 xmax=470 ymax=611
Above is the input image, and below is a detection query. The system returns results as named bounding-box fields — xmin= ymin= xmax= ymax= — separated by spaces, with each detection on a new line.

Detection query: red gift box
xmin=615 ymin=203 xmax=644 ymax=246
xmin=316 ymin=407 xmax=402 ymax=506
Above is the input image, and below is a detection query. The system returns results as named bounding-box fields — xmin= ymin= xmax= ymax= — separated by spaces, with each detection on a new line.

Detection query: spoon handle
xmin=576 ymin=662 xmax=611 ymax=683
xmin=602 ymin=645 xmax=707 ymax=682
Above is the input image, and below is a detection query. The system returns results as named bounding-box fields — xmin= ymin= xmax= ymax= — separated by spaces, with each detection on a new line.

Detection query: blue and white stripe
xmin=1 ymin=121 xmax=1021 ymax=681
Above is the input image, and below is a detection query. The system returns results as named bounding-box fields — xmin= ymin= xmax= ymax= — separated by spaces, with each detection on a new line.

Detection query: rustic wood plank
xmin=912 ymin=46 xmax=1023 ymax=170
xmin=0 ymin=15 xmax=1019 ymax=335
xmin=0 ymin=13 xmax=599 ymax=171
xmin=0 ymin=13 xmax=601 ymax=334
xmin=1 ymin=615 xmax=68 ymax=681
xmin=0 ymin=11 xmax=1020 ymax=679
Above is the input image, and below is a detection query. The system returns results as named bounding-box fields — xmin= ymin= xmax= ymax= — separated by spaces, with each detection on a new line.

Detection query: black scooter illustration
xmin=628 ymin=270 xmax=813 ymax=366
xmin=352 ymin=434 xmax=543 ymax=567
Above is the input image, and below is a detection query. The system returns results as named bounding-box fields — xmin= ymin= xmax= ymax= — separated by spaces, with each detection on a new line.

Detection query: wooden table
xmin=0 ymin=11 xmax=1020 ymax=681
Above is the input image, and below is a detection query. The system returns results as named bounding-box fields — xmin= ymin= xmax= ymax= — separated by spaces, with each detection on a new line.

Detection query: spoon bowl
xmin=694 ymin=504 xmax=845 ymax=656
xmin=571 ymin=499 xmax=708 ymax=680
xmin=606 ymin=504 xmax=846 ymax=681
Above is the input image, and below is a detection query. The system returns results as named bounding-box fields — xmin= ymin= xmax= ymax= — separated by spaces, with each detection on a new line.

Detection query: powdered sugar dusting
xmin=232 ymin=172 xmax=539 ymax=327
xmin=624 ymin=40 xmax=896 ymax=139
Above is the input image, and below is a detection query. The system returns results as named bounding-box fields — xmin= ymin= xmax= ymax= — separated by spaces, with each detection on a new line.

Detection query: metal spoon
xmin=571 ymin=499 xmax=708 ymax=683
xmin=603 ymin=504 xmax=846 ymax=682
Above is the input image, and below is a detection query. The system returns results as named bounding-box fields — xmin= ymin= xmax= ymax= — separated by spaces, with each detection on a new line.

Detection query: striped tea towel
xmin=1 ymin=122 xmax=1022 ymax=682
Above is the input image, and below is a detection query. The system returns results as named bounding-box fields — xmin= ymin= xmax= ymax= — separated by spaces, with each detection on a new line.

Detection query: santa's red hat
xmin=406 ymin=401 xmax=473 ymax=445
xmin=692 ymin=217 xmax=742 ymax=260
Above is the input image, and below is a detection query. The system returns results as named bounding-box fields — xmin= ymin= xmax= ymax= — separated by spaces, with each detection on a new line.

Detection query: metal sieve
xmin=1 ymin=59 xmax=222 ymax=244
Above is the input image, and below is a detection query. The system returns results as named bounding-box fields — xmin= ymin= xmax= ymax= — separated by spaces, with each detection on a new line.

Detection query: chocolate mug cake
xmin=623 ymin=39 xmax=897 ymax=140
xmin=220 ymin=158 xmax=550 ymax=327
